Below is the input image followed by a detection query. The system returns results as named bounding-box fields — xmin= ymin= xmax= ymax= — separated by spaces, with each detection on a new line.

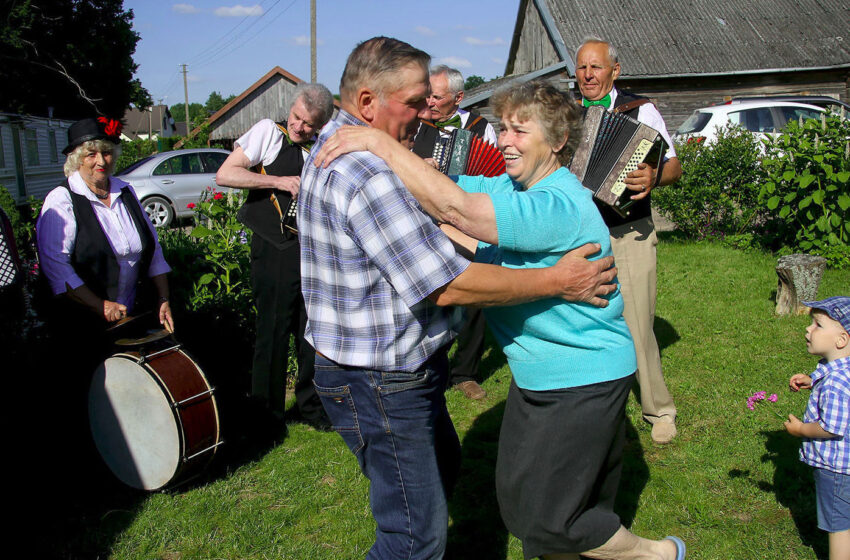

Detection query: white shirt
xmin=610 ymin=88 xmax=677 ymax=160
xmin=37 ymin=171 xmax=170 ymax=310
xmin=235 ymin=119 xmax=287 ymax=167
xmin=429 ymin=109 xmax=499 ymax=146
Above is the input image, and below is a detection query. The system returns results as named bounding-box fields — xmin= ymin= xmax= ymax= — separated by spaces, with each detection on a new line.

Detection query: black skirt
xmin=496 ymin=374 xmax=634 ymax=559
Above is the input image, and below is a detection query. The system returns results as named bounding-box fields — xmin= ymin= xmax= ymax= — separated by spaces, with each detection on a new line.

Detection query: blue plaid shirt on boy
xmin=298 ymin=110 xmax=468 ymax=372
xmin=800 ymin=356 xmax=850 ymax=474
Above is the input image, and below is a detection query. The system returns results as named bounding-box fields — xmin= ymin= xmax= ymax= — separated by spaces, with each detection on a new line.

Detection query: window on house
xmin=25 ymin=129 xmax=40 ymax=166
xmin=0 ymin=131 xmax=5 ymax=168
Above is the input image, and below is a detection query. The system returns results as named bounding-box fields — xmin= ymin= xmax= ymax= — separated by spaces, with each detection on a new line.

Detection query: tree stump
xmin=775 ymin=254 xmax=827 ymax=315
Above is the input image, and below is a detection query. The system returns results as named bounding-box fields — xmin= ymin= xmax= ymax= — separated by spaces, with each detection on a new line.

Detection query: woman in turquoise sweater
xmin=315 ymin=80 xmax=685 ymax=560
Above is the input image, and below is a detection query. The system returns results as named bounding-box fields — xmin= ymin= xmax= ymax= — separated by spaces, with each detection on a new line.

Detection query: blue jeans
xmin=314 ymin=351 xmax=461 ymax=559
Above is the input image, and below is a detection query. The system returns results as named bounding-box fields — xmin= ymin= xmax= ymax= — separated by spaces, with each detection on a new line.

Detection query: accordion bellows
xmin=432 ymin=129 xmax=506 ymax=177
xmin=570 ymin=105 xmax=668 ymax=217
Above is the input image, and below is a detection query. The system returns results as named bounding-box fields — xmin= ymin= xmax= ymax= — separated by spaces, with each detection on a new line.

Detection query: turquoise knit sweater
xmin=456 ymin=167 xmax=636 ymax=390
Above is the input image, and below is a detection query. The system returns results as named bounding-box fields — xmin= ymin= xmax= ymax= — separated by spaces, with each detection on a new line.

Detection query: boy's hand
xmin=784 ymin=414 xmax=804 ymax=436
xmin=789 ymin=374 xmax=813 ymax=392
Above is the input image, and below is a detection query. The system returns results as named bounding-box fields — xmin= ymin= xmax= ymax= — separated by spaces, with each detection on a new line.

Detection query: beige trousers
xmin=609 ymin=216 xmax=676 ymax=424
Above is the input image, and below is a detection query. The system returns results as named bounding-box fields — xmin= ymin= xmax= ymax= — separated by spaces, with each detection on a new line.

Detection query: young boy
xmin=786 ymin=296 xmax=850 ymax=560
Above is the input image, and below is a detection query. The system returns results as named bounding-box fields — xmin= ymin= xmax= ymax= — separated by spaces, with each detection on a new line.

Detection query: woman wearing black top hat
xmin=36 ymin=116 xmax=174 ymax=333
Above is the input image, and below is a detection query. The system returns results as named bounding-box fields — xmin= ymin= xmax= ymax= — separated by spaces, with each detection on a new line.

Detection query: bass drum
xmin=88 ymin=343 xmax=221 ymax=490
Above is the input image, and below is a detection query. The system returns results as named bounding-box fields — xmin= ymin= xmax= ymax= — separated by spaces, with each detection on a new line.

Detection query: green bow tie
xmin=284 ymin=131 xmax=313 ymax=152
xmin=435 ymin=114 xmax=462 ymax=129
xmin=582 ymin=93 xmax=612 ymax=109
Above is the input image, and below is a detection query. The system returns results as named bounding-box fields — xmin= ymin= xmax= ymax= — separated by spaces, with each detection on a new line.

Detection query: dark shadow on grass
xmin=758 ymin=429 xmax=827 ymax=559
xmin=24 ymin=344 xmax=147 ymax=559
xmin=447 ymin=400 xmax=510 ymax=559
xmin=657 ymin=230 xmax=690 ymax=243
xmin=614 ymin=417 xmax=650 ymax=528
xmin=477 ymin=329 xmax=508 ymax=385
xmin=177 ymin=308 xmax=287 ymax=481
xmin=653 ymin=316 xmax=680 ymax=354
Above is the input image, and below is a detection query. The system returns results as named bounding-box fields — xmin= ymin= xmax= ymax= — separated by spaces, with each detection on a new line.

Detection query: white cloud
xmin=415 ymin=26 xmax=436 ymax=37
xmin=291 ymin=35 xmax=324 ymax=46
xmin=172 ymin=4 xmax=200 ymax=14
xmin=464 ymin=37 xmax=506 ymax=46
xmin=214 ymin=4 xmax=264 ymax=17
xmin=436 ymin=56 xmax=472 ymax=68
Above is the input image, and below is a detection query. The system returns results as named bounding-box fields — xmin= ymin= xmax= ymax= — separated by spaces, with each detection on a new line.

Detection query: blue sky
xmin=125 ymin=1 xmax=520 ymax=106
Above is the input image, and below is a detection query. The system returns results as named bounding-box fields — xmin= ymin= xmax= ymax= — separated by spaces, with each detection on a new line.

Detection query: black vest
xmin=412 ymin=111 xmax=492 ymax=159
xmin=236 ymin=124 xmax=308 ymax=249
xmin=593 ymin=90 xmax=654 ymax=227
xmin=67 ymin=183 xmax=155 ymax=306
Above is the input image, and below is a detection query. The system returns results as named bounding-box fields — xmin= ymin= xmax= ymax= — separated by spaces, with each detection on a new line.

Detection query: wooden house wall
xmin=209 ymin=76 xmax=299 ymax=142
xmin=511 ymin=1 xmax=559 ymax=76
xmin=467 ymin=68 xmax=849 ymax=135
xmin=616 ymin=68 xmax=850 ymax=130
xmin=0 ymin=117 xmax=72 ymax=204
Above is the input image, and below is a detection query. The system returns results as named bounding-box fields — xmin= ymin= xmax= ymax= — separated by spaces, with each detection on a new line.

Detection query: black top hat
xmin=62 ymin=117 xmax=123 ymax=155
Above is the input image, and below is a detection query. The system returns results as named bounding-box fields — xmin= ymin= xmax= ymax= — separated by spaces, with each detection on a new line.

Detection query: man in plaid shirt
xmin=786 ymin=296 xmax=850 ymax=560
xmin=299 ymin=36 xmax=618 ymax=559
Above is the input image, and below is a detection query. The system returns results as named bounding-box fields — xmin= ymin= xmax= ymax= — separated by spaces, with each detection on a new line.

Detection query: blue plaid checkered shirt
xmin=800 ymin=356 xmax=850 ymax=474
xmin=298 ymin=110 xmax=469 ymax=372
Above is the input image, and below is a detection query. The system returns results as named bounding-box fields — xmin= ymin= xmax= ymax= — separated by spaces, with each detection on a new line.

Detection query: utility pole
xmin=310 ymin=0 xmax=316 ymax=82
xmin=181 ymin=64 xmax=190 ymax=131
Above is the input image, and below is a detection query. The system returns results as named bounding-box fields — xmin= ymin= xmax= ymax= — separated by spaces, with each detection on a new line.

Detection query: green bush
xmin=115 ymin=136 xmax=181 ymax=173
xmin=759 ymin=112 xmax=850 ymax=267
xmin=654 ymin=124 xmax=765 ymax=239
xmin=0 ymin=185 xmax=41 ymax=258
xmin=158 ymin=187 xmax=254 ymax=328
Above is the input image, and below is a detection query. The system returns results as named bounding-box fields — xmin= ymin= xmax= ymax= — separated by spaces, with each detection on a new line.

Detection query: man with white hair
xmin=216 ymin=82 xmax=335 ymax=433
xmin=575 ymin=36 xmax=683 ymax=444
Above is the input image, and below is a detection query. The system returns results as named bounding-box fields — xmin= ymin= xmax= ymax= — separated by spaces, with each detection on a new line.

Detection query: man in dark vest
xmin=575 ymin=36 xmax=683 ymax=444
xmin=412 ymin=65 xmax=497 ymax=401
xmin=216 ymin=83 xmax=335 ymax=433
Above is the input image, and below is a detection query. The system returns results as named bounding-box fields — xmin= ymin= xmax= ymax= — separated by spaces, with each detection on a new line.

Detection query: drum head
xmin=89 ymin=355 xmax=181 ymax=490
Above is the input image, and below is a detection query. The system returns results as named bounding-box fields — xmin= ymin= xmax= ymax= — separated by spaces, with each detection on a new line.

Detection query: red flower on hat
xmin=97 ymin=116 xmax=123 ymax=137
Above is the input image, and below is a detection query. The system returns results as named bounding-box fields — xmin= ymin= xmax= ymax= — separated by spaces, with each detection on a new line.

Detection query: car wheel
xmin=143 ymin=196 xmax=174 ymax=228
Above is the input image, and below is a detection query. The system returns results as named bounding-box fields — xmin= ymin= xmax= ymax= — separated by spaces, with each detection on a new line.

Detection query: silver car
xmin=115 ymin=148 xmax=232 ymax=228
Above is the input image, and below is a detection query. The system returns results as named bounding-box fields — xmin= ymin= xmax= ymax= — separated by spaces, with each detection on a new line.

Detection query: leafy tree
xmin=169 ymin=102 xmax=207 ymax=127
xmin=204 ymin=91 xmax=235 ymax=115
xmin=464 ymin=75 xmax=485 ymax=90
xmin=0 ymin=0 xmax=149 ymax=119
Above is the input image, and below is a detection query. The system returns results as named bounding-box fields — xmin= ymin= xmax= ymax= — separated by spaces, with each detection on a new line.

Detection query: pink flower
xmin=746 ymin=390 xmax=779 ymax=411
xmin=213 ymin=192 xmax=224 ymax=200
xmin=206 ymin=186 xmax=212 ymax=191
xmin=187 ymin=203 xmax=196 ymax=209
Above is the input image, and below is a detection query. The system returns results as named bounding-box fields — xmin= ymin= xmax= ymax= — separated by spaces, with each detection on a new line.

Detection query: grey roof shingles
xmin=537 ymin=0 xmax=850 ymax=77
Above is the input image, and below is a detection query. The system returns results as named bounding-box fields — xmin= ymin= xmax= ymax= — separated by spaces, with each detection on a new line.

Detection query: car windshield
xmin=676 ymin=111 xmax=712 ymax=135
xmin=115 ymin=155 xmax=156 ymax=175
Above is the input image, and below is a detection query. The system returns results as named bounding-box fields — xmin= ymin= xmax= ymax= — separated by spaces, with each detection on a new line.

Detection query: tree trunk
xmin=775 ymin=254 xmax=828 ymax=315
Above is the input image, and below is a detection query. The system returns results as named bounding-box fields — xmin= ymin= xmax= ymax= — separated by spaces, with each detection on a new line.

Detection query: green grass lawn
xmin=49 ymin=239 xmax=848 ymax=559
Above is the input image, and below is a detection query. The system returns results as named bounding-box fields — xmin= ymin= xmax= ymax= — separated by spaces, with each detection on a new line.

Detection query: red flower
xmin=97 ymin=116 xmax=123 ymax=137
xmin=213 ymin=192 xmax=224 ymax=200
xmin=187 ymin=203 xmax=196 ymax=209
